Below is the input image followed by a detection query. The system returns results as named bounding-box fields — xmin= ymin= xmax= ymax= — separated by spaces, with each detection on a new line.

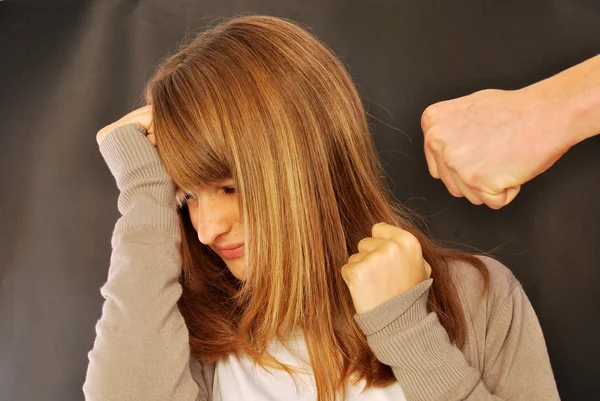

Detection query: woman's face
xmin=177 ymin=178 xmax=246 ymax=280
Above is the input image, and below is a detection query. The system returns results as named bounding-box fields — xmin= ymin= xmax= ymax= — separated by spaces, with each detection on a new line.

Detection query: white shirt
xmin=213 ymin=330 xmax=406 ymax=400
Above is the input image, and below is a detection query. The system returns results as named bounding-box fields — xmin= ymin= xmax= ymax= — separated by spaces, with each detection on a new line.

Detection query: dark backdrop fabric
xmin=1 ymin=1 xmax=599 ymax=400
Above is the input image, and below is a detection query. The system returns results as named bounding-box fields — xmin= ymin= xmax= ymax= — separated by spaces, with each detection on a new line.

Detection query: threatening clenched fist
xmin=420 ymin=87 xmax=571 ymax=209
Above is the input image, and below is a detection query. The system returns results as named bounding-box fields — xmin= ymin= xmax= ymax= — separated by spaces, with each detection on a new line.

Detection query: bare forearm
xmin=524 ymin=54 xmax=600 ymax=151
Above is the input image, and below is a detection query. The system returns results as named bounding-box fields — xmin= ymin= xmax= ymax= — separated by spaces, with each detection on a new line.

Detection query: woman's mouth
xmin=216 ymin=244 xmax=244 ymax=259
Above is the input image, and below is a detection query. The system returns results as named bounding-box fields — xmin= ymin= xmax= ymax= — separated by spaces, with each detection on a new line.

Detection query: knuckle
xmin=448 ymin=188 xmax=464 ymax=198
xmin=424 ymin=128 xmax=445 ymax=154
xmin=458 ymin=168 xmax=474 ymax=186
xmin=344 ymin=264 xmax=361 ymax=283
xmin=421 ymin=108 xmax=433 ymax=130
xmin=380 ymin=240 xmax=399 ymax=256
xmin=340 ymin=265 xmax=351 ymax=283
xmin=421 ymin=103 xmax=442 ymax=130
xmin=353 ymin=261 xmax=375 ymax=282
xmin=400 ymin=231 xmax=421 ymax=251
xmin=372 ymin=222 xmax=386 ymax=229
xmin=440 ymin=148 xmax=455 ymax=166
xmin=350 ymin=266 xmax=363 ymax=282
xmin=440 ymin=175 xmax=461 ymax=197
xmin=441 ymin=147 xmax=467 ymax=172
xmin=371 ymin=222 xmax=385 ymax=236
xmin=464 ymin=170 xmax=484 ymax=188
xmin=469 ymin=194 xmax=484 ymax=205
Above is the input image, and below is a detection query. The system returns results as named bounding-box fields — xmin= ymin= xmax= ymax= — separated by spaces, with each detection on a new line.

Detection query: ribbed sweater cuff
xmin=354 ymin=278 xmax=433 ymax=335
xmin=354 ymin=278 xmax=479 ymax=400
xmin=98 ymin=123 xmax=180 ymax=238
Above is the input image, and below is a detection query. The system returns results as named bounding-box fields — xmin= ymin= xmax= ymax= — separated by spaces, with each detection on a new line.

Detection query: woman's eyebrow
xmin=175 ymin=180 xmax=232 ymax=193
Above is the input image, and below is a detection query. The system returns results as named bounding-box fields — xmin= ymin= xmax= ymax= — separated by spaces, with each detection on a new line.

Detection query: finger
xmin=146 ymin=133 xmax=156 ymax=146
xmin=505 ymin=186 xmax=520 ymax=205
xmin=347 ymin=252 xmax=368 ymax=265
xmin=422 ymin=124 xmax=447 ymax=180
xmin=424 ymin=142 xmax=440 ymax=179
xmin=371 ymin=223 xmax=416 ymax=253
xmin=478 ymin=185 xmax=520 ymax=210
xmin=357 ymin=237 xmax=385 ymax=253
xmin=125 ymin=106 xmax=153 ymax=132
xmin=371 ymin=222 xmax=404 ymax=241
xmin=129 ymin=104 xmax=152 ymax=116
xmin=433 ymin=153 xmax=463 ymax=197
xmin=478 ymin=191 xmax=508 ymax=210
xmin=138 ymin=113 xmax=153 ymax=133
xmin=450 ymin=170 xmax=484 ymax=205
xmin=421 ymin=101 xmax=446 ymax=132
xmin=147 ymin=119 xmax=154 ymax=135
xmin=340 ymin=262 xmax=356 ymax=286
xmin=424 ymin=260 xmax=432 ymax=279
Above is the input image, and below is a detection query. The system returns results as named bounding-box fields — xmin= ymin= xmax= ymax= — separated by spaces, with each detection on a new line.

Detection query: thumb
xmin=478 ymin=186 xmax=521 ymax=209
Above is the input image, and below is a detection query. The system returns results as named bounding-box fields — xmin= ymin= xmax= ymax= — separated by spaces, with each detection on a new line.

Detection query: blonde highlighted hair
xmin=143 ymin=14 xmax=489 ymax=401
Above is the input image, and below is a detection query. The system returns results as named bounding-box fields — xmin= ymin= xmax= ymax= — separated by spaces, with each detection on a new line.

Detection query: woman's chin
xmin=226 ymin=260 xmax=246 ymax=281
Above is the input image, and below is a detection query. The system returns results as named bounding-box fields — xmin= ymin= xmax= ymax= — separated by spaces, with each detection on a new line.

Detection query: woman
xmin=85 ymin=14 xmax=560 ymax=401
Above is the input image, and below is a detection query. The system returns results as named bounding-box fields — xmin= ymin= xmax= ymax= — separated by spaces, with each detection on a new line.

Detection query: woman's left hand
xmin=96 ymin=105 xmax=156 ymax=146
xmin=341 ymin=222 xmax=432 ymax=314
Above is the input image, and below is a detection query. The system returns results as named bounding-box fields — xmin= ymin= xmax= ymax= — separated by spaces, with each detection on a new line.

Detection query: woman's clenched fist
xmin=341 ymin=222 xmax=432 ymax=314
xmin=96 ymin=105 xmax=156 ymax=146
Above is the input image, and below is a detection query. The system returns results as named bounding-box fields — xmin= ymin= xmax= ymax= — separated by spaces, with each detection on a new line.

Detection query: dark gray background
xmin=1 ymin=1 xmax=599 ymax=400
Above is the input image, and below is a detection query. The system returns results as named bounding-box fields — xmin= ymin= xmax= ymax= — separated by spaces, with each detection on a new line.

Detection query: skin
xmin=176 ymin=186 xmax=434 ymax=314
xmin=96 ymin=105 xmax=156 ymax=146
xmin=176 ymin=181 xmax=246 ymax=280
xmin=341 ymin=222 xmax=432 ymax=315
xmin=421 ymin=54 xmax=600 ymax=209
xmin=97 ymin=105 xmax=432 ymax=314
xmin=96 ymin=105 xmax=246 ymax=279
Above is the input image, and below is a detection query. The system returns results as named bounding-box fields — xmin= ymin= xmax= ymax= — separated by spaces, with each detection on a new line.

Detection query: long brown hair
xmin=143 ymin=14 xmax=490 ymax=401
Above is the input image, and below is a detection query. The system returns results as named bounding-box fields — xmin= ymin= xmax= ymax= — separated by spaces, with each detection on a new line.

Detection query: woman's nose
xmin=193 ymin=196 xmax=231 ymax=245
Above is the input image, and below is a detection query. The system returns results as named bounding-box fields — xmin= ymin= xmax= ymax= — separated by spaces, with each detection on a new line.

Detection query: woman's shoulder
xmin=449 ymin=254 xmax=523 ymax=324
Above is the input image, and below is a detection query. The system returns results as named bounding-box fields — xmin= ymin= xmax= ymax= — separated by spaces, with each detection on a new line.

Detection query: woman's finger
xmin=348 ymin=252 xmax=368 ymax=265
xmin=146 ymin=133 xmax=156 ymax=146
xmin=357 ymin=237 xmax=385 ymax=253
xmin=424 ymin=260 xmax=432 ymax=279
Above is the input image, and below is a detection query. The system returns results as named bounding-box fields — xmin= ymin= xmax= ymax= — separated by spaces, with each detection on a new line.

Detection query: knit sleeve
xmin=469 ymin=283 xmax=561 ymax=400
xmin=354 ymin=263 xmax=560 ymax=400
xmin=83 ymin=123 xmax=209 ymax=401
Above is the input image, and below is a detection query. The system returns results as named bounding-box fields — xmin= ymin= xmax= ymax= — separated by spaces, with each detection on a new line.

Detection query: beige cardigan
xmin=83 ymin=123 xmax=560 ymax=400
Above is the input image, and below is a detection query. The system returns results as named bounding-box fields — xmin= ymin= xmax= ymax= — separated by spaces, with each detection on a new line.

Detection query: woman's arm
xmin=354 ymin=261 xmax=560 ymax=400
xmin=83 ymin=123 xmax=208 ymax=400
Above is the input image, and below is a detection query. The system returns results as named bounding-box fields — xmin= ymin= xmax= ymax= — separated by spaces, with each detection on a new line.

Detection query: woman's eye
xmin=176 ymin=192 xmax=196 ymax=209
xmin=222 ymin=186 xmax=236 ymax=195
